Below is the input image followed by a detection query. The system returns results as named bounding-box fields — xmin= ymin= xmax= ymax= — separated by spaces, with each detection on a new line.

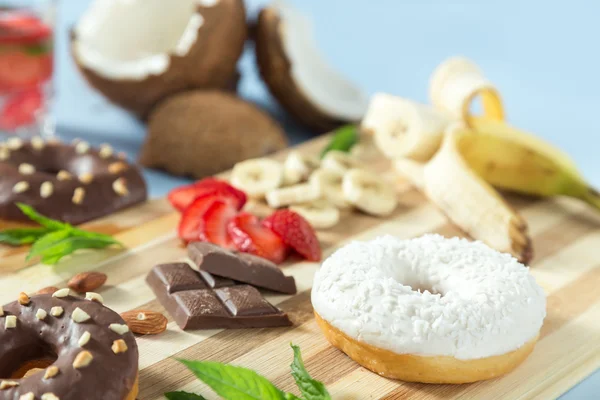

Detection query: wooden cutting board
xmin=1 ymin=136 xmax=600 ymax=400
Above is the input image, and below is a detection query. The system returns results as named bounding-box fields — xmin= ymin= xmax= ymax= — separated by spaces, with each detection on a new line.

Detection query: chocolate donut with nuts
xmin=0 ymin=137 xmax=147 ymax=225
xmin=0 ymin=291 xmax=139 ymax=400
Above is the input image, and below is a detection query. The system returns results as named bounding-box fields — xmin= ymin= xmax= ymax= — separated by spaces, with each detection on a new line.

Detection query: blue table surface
xmin=53 ymin=0 xmax=598 ymax=398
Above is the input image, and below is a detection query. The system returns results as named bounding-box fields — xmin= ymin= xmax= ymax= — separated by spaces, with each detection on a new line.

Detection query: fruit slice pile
xmin=169 ymin=178 xmax=321 ymax=263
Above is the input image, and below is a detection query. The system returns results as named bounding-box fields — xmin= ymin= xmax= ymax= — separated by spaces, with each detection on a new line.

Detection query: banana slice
xmin=321 ymin=150 xmax=363 ymax=174
xmin=429 ymin=57 xmax=504 ymax=123
xmin=362 ymin=93 xmax=451 ymax=161
xmin=394 ymin=158 xmax=426 ymax=190
xmin=283 ymin=151 xmax=320 ymax=185
xmin=266 ymin=183 xmax=321 ymax=208
xmin=342 ymin=168 xmax=397 ymax=217
xmin=231 ymin=158 xmax=283 ymax=198
xmin=290 ymin=200 xmax=340 ymax=229
xmin=309 ymin=168 xmax=351 ymax=209
xmin=422 ymin=128 xmax=531 ymax=262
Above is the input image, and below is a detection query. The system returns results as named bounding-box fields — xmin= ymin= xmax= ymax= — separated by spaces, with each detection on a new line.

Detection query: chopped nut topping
xmin=72 ymin=187 xmax=85 ymax=205
xmin=43 ymin=365 xmax=59 ymax=380
xmin=0 ymin=147 xmax=9 ymax=161
xmin=4 ymin=315 xmax=16 ymax=329
xmin=112 ymin=178 xmax=129 ymax=196
xmin=40 ymin=181 xmax=54 ymax=198
xmin=18 ymin=292 xmax=30 ymax=305
xmin=99 ymin=144 xmax=113 ymax=158
xmin=73 ymin=350 xmax=93 ymax=369
xmin=19 ymin=392 xmax=35 ymax=400
xmin=108 ymin=161 xmax=128 ymax=174
xmin=18 ymin=163 xmax=35 ymax=175
xmin=36 ymin=308 xmax=48 ymax=321
xmin=112 ymin=339 xmax=128 ymax=354
xmin=78 ymin=173 xmax=94 ymax=184
xmin=0 ymin=380 xmax=19 ymax=390
xmin=7 ymin=137 xmax=23 ymax=150
xmin=137 ymin=312 xmax=146 ymax=320
xmin=31 ymin=136 xmax=45 ymax=150
xmin=52 ymin=288 xmax=70 ymax=298
xmin=109 ymin=323 xmax=129 ymax=335
xmin=71 ymin=307 xmax=91 ymax=323
xmin=56 ymin=170 xmax=73 ymax=181
xmin=78 ymin=331 xmax=91 ymax=347
xmin=85 ymin=292 xmax=104 ymax=304
xmin=12 ymin=181 xmax=29 ymax=194
xmin=50 ymin=306 xmax=64 ymax=317
xmin=0 ymin=306 xmax=3 ymax=316
xmin=75 ymin=141 xmax=90 ymax=154
xmin=41 ymin=393 xmax=60 ymax=400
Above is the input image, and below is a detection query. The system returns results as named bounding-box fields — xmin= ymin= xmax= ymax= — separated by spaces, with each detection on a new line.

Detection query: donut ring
xmin=0 ymin=292 xmax=139 ymax=399
xmin=0 ymin=137 xmax=147 ymax=224
xmin=312 ymin=235 xmax=546 ymax=384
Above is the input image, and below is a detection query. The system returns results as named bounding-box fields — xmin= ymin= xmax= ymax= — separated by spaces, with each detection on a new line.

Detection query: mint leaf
xmin=165 ymin=391 xmax=207 ymax=400
xmin=0 ymin=228 xmax=50 ymax=245
xmin=27 ymin=230 xmax=72 ymax=261
xmin=290 ymin=344 xmax=331 ymax=400
xmin=178 ymin=359 xmax=286 ymax=400
xmin=16 ymin=203 xmax=69 ymax=230
xmin=29 ymin=234 xmax=121 ymax=265
xmin=321 ymin=125 xmax=358 ymax=158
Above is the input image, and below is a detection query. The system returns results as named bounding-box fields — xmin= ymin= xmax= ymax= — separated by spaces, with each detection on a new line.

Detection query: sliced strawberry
xmin=263 ymin=210 xmax=322 ymax=261
xmin=168 ymin=178 xmax=247 ymax=212
xmin=198 ymin=199 xmax=237 ymax=249
xmin=177 ymin=193 xmax=224 ymax=242
xmin=0 ymin=51 xmax=52 ymax=92
xmin=0 ymin=12 xmax=52 ymax=45
xmin=0 ymin=87 xmax=42 ymax=130
xmin=228 ymin=213 xmax=287 ymax=264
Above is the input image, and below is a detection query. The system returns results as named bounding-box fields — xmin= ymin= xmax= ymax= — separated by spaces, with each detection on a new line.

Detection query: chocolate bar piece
xmin=146 ymin=263 xmax=292 ymax=330
xmin=188 ymin=242 xmax=297 ymax=294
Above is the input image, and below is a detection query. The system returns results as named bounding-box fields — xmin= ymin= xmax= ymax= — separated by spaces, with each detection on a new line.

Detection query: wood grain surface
xmin=1 ymin=136 xmax=599 ymax=400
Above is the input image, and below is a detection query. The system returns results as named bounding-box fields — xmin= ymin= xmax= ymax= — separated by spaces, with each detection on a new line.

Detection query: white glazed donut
xmin=312 ymin=234 xmax=546 ymax=383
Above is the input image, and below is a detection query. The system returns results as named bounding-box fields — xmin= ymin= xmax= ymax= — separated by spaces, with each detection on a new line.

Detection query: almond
xmin=68 ymin=272 xmax=107 ymax=293
xmin=120 ymin=310 xmax=168 ymax=335
xmin=36 ymin=286 xmax=60 ymax=295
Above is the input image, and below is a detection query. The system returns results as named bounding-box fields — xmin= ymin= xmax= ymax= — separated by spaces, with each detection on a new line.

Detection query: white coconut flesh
xmin=73 ymin=0 xmax=220 ymax=80
xmin=274 ymin=1 xmax=369 ymax=121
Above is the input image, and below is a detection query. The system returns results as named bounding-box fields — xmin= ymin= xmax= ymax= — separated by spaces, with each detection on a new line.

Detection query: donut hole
xmin=0 ymin=341 xmax=57 ymax=379
xmin=388 ymin=266 xmax=444 ymax=296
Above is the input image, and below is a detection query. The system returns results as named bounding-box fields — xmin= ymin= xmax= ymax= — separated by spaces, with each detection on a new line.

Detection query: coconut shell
xmin=255 ymin=7 xmax=352 ymax=133
xmin=139 ymin=91 xmax=288 ymax=179
xmin=72 ymin=0 xmax=247 ymax=118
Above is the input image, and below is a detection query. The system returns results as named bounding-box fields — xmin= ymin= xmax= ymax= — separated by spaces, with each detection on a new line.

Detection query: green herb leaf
xmin=29 ymin=234 xmax=121 ymax=265
xmin=16 ymin=203 xmax=69 ymax=230
xmin=321 ymin=125 xmax=358 ymax=158
xmin=0 ymin=228 xmax=50 ymax=245
xmin=290 ymin=344 xmax=331 ymax=400
xmin=178 ymin=359 xmax=286 ymax=400
xmin=27 ymin=230 xmax=73 ymax=261
xmin=165 ymin=391 xmax=208 ymax=400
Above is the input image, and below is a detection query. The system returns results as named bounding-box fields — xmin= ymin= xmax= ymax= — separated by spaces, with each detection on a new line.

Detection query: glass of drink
xmin=0 ymin=0 xmax=54 ymax=139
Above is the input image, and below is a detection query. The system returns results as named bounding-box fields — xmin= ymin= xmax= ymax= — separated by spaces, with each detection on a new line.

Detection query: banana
xmin=282 ymin=151 xmax=320 ymax=185
xmin=422 ymin=128 xmax=531 ymax=262
xmin=342 ymin=168 xmax=398 ymax=217
xmin=231 ymin=158 xmax=284 ymax=198
xmin=394 ymin=158 xmax=426 ymax=190
xmin=309 ymin=168 xmax=351 ymax=209
xmin=362 ymin=93 xmax=451 ymax=161
xmin=266 ymin=183 xmax=321 ymax=208
xmin=429 ymin=57 xmax=504 ymax=123
xmin=290 ymin=200 xmax=340 ymax=229
xmin=321 ymin=150 xmax=363 ymax=174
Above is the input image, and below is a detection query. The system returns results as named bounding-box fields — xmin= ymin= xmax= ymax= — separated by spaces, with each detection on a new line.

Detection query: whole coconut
xmin=139 ymin=91 xmax=288 ymax=178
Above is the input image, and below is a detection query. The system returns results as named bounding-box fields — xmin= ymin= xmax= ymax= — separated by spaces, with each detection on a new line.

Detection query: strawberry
xmin=177 ymin=193 xmax=223 ymax=242
xmin=168 ymin=178 xmax=246 ymax=212
xmin=0 ymin=12 xmax=52 ymax=45
xmin=198 ymin=199 xmax=237 ymax=249
xmin=228 ymin=213 xmax=287 ymax=264
xmin=0 ymin=52 xmax=52 ymax=93
xmin=263 ymin=210 xmax=322 ymax=261
xmin=0 ymin=87 xmax=42 ymax=130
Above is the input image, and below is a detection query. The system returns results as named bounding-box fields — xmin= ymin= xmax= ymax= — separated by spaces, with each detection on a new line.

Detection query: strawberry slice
xmin=199 ymin=199 xmax=237 ymax=249
xmin=168 ymin=178 xmax=247 ymax=212
xmin=178 ymin=193 xmax=224 ymax=242
xmin=228 ymin=213 xmax=288 ymax=264
xmin=0 ymin=87 xmax=42 ymax=130
xmin=0 ymin=52 xmax=52 ymax=92
xmin=263 ymin=209 xmax=322 ymax=261
xmin=0 ymin=12 xmax=52 ymax=45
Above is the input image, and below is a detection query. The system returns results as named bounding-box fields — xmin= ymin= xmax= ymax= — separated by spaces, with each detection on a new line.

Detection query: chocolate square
xmin=215 ymin=286 xmax=278 ymax=317
xmin=152 ymin=263 xmax=207 ymax=294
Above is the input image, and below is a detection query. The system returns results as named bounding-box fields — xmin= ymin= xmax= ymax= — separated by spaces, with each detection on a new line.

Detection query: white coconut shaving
xmin=312 ymin=234 xmax=546 ymax=360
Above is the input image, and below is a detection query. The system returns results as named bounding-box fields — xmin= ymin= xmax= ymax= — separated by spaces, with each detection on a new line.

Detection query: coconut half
xmin=255 ymin=1 xmax=369 ymax=132
xmin=71 ymin=0 xmax=246 ymax=117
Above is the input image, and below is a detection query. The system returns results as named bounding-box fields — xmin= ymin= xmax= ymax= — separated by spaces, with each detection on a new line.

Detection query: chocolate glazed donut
xmin=0 ymin=293 xmax=139 ymax=400
xmin=0 ymin=137 xmax=147 ymax=225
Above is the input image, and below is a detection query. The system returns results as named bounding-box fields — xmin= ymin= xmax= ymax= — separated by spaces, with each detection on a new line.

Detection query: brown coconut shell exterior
xmin=139 ymin=91 xmax=288 ymax=179
xmin=255 ymin=7 xmax=354 ymax=133
xmin=72 ymin=0 xmax=247 ymax=118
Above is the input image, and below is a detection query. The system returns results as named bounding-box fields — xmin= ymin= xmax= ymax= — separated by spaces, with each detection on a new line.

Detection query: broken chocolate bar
xmin=188 ymin=242 xmax=297 ymax=294
xmin=146 ymin=263 xmax=292 ymax=330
